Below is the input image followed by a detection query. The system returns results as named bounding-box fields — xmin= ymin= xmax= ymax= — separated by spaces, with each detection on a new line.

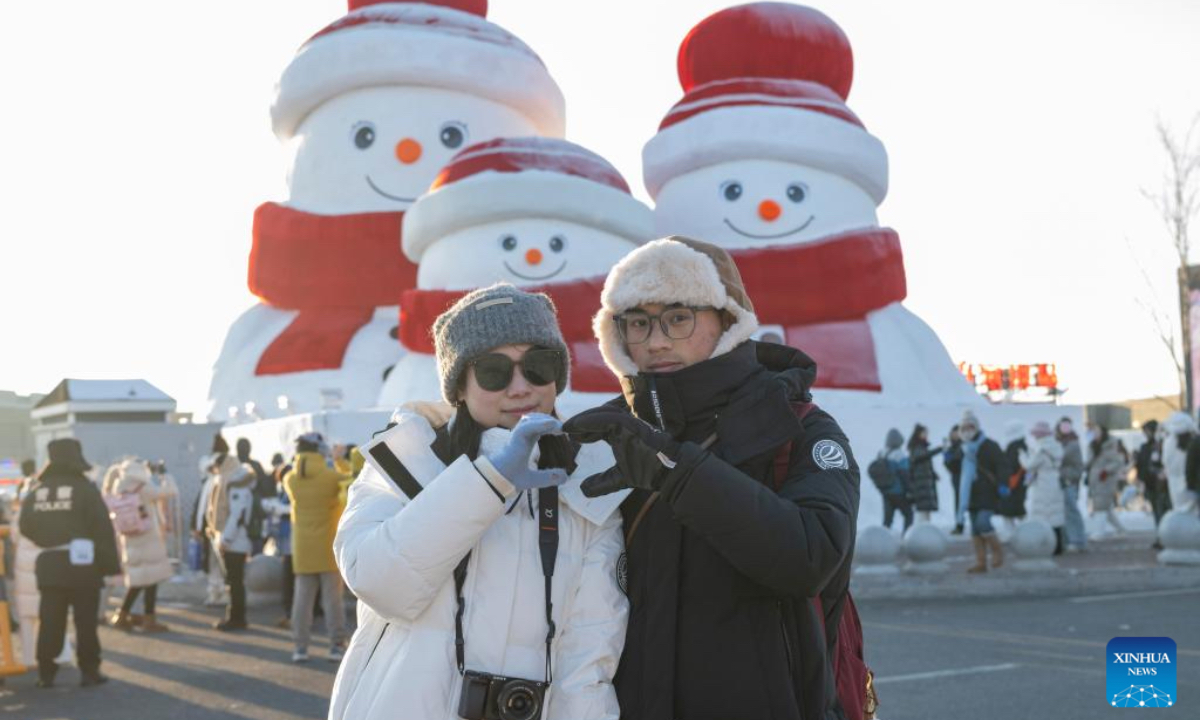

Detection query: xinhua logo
xmin=1107 ymin=637 xmax=1177 ymax=708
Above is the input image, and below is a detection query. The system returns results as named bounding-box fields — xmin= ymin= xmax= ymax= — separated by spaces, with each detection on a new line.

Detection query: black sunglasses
xmin=470 ymin=348 xmax=565 ymax=392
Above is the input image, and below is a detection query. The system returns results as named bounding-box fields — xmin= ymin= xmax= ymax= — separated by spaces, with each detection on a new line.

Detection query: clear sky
xmin=2 ymin=0 xmax=1198 ymax=415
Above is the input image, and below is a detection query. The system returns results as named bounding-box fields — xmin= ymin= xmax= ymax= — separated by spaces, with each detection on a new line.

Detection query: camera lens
xmin=496 ymin=681 xmax=542 ymax=720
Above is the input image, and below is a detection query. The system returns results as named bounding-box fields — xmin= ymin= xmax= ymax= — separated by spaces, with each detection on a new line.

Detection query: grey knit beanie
xmin=433 ymin=283 xmax=569 ymax=403
xmin=885 ymin=428 xmax=904 ymax=450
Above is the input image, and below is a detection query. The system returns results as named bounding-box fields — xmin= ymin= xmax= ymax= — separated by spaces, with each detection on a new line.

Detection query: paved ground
xmin=1 ymin=600 xmax=340 ymax=720
xmin=3 ymin=528 xmax=1195 ymax=718
xmin=859 ymin=587 xmax=1200 ymax=719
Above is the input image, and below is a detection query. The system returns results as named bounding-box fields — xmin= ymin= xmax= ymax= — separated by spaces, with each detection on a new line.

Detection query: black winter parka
xmin=611 ymin=341 xmax=860 ymax=720
xmin=19 ymin=466 xmax=121 ymax=589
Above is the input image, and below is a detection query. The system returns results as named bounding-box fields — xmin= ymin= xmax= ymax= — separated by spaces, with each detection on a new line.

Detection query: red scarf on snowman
xmin=248 ymin=202 xmax=417 ymax=375
xmin=398 ymin=227 xmax=906 ymax=392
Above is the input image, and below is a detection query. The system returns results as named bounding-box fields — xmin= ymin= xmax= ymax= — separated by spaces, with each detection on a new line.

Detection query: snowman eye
xmin=439 ymin=121 xmax=468 ymax=149
xmin=786 ymin=183 xmax=808 ymax=203
xmin=500 ymin=235 xmax=518 ymax=251
xmin=720 ymin=181 xmax=743 ymax=202
xmin=352 ymin=121 xmax=376 ymax=150
xmin=549 ymin=235 xmax=566 ymax=252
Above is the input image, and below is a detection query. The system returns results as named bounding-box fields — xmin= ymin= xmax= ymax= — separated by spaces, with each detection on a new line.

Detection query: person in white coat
xmin=103 ymin=459 xmax=174 ymax=633
xmin=205 ymin=452 xmax=256 ymax=631
xmin=1020 ymin=422 xmax=1066 ymax=555
xmin=11 ymin=461 xmax=74 ymax=667
xmin=1162 ymin=411 xmax=1197 ymax=513
xmin=330 ymin=284 xmax=627 ymax=720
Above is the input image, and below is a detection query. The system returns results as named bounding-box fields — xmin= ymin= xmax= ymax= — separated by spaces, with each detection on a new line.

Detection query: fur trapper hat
xmin=593 ymin=236 xmax=759 ymax=378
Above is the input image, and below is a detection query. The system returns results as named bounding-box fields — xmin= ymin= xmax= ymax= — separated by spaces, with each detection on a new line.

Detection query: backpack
xmin=867 ymin=454 xmax=898 ymax=494
xmin=771 ymin=402 xmax=878 ymax=720
xmin=106 ymin=491 xmax=149 ymax=536
xmin=246 ymin=493 xmax=267 ymax=542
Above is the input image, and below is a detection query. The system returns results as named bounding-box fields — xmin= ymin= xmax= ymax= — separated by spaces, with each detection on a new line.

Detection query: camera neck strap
xmin=454 ymin=487 xmax=559 ymax=684
xmin=371 ymin=428 xmax=561 ymax=684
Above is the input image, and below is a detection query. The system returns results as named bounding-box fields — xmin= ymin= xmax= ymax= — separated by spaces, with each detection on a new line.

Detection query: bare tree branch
xmin=1133 ymin=115 xmax=1200 ymax=408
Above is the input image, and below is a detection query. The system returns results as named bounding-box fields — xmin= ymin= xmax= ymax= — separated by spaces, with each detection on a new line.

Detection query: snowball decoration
xmin=643 ymin=2 xmax=980 ymax=409
xmin=1010 ymin=520 xmax=1057 ymax=571
xmin=376 ymin=137 xmax=652 ymax=410
xmin=206 ymin=1 xmax=564 ymax=423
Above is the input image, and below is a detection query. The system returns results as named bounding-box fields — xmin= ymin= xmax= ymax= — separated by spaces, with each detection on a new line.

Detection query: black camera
xmin=458 ymin=670 xmax=548 ymax=720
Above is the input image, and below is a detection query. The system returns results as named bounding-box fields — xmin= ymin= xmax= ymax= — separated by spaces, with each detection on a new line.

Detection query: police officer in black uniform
xmin=19 ymin=439 xmax=120 ymax=688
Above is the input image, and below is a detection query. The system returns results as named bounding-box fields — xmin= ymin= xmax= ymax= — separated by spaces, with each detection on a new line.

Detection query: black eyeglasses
xmin=614 ymin=306 xmax=717 ymax=344
xmin=470 ymin=348 xmax=565 ymax=392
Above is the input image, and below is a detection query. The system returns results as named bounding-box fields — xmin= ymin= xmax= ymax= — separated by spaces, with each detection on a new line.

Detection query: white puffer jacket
xmin=1021 ymin=434 xmax=1065 ymax=528
xmin=328 ymin=412 xmax=629 ymax=720
xmin=104 ymin=460 xmax=173 ymax=589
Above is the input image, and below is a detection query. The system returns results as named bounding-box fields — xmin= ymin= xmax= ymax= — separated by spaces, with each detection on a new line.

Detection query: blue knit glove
xmin=485 ymin=413 xmax=569 ymax=492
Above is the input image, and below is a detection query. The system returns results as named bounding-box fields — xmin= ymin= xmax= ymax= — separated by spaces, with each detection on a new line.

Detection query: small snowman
xmin=643 ymin=3 xmax=979 ymax=408
xmin=377 ymin=136 xmax=652 ymax=413
xmin=207 ymin=0 xmax=565 ymax=422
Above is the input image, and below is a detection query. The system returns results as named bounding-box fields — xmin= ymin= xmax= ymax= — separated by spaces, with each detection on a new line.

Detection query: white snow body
xmin=652 ymin=158 xmax=981 ymax=409
xmin=378 ymin=218 xmax=639 ymax=411
xmin=208 ymin=86 xmax=541 ymax=423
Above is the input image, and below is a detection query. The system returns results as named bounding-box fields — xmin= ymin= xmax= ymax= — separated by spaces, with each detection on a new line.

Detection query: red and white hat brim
xmin=642 ymin=104 xmax=889 ymax=205
xmin=272 ymin=4 xmax=565 ymax=139
xmin=402 ymin=171 xmax=654 ymax=263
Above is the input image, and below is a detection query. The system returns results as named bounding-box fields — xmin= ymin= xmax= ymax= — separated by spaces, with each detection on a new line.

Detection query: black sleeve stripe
xmin=368 ymin=441 xmax=424 ymax=500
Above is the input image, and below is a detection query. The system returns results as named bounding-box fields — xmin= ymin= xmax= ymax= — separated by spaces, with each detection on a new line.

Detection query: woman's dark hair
xmin=1090 ymin=424 xmax=1109 ymax=458
xmin=270 ymin=453 xmax=284 ymax=467
xmin=907 ymin=423 xmax=928 ymax=452
xmin=236 ymin=438 xmax=252 ymax=462
xmin=212 ymin=434 xmax=229 ymax=455
xmin=1178 ymin=431 xmax=1194 ymax=451
xmin=20 ymin=459 xmax=36 ymax=476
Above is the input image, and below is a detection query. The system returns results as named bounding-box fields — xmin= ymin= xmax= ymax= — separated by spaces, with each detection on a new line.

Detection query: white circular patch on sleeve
xmin=812 ymin=439 xmax=850 ymax=470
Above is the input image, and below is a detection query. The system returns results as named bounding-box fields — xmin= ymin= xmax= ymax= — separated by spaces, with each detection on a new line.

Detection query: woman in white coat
xmin=1086 ymin=424 xmax=1128 ymax=537
xmin=104 ymin=459 xmax=174 ymax=632
xmin=12 ymin=463 xmax=72 ymax=667
xmin=1020 ymin=422 xmax=1066 ymax=555
xmin=1162 ymin=411 xmax=1197 ymax=513
xmin=329 ymin=284 xmax=628 ymax=720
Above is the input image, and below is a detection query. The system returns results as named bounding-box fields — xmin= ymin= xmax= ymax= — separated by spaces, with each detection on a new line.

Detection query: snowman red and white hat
xmin=402 ymin=137 xmax=653 ymax=263
xmin=642 ymin=2 xmax=888 ymax=204
xmin=272 ymin=0 xmax=565 ymax=139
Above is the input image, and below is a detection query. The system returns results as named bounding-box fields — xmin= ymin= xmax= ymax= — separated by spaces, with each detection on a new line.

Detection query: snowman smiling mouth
xmin=365 ymin=175 xmax=416 ymax=203
xmin=723 ymin=214 xmax=816 ymax=239
xmin=504 ymin=261 xmax=567 ymax=281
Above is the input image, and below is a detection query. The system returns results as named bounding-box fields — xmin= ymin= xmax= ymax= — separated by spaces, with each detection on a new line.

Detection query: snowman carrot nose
xmin=395 ymin=138 xmax=422 ymax=164
xmin=525 ymin=248 xmax=543 ymax=265
xmin=758 ymin=199 xmax=781 ymax=222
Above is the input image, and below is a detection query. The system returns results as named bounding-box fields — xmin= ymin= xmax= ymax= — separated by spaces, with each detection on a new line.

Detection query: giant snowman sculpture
xmin=644 ymin=3 xmax=980 ymax=409
xmin=206 ymin=0 xmax=565 ymax=423
xmin=377 ymin=137 xmax=653 ymax=415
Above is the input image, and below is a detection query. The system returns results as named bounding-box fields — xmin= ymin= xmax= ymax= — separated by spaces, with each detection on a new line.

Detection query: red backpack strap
xmin=771 ymin=402 xmax=816 ymax=490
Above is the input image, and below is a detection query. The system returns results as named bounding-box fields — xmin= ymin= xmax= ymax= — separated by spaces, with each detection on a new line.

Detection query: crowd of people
xmin=3 ymin=428 xmax=363 ymax=686
xmin=869 ymin=409 xmax=1200 ymax=573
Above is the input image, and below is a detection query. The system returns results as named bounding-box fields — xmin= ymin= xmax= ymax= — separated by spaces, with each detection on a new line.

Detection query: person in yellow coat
xmin=283 ymin=433 xmax=349 ymax=663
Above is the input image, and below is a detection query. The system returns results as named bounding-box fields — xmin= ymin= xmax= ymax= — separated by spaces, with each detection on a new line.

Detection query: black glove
xmin=564 ymin=407 xmax=683 ymax=497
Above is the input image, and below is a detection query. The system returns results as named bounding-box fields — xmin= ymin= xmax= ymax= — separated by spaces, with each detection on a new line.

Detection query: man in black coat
xmin=959 ymin=412 xmax=1008 ymax=573
xmin=1135 ymin=420 xmax=1170 ymax=546
xmin=19 ymin=439 xmax=121 ymax=688
xmin=564 ymin=237 xmax=860 ymax=720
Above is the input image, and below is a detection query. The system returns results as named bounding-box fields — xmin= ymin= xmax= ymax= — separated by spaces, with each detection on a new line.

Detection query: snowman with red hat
xmin=644 ymin=2 xmax=980 ymax=408
xmin=377 ymin=136 xmax=653 ymax=414
xmin=206 ymin=0 xmax=565 ymax=423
